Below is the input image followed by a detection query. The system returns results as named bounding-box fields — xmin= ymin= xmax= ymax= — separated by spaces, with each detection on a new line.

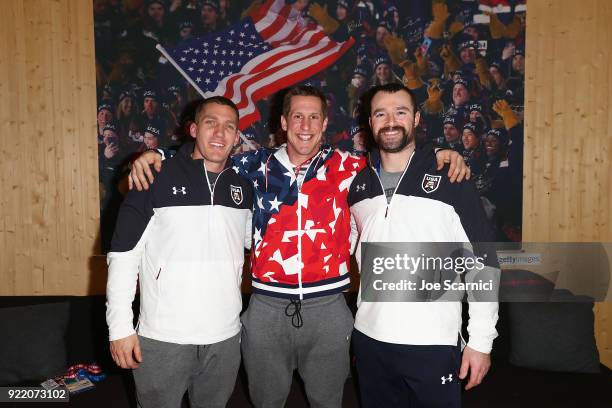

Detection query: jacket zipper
xmin=371 ymin=151 xmax=415 ymax=219
xmin=295 ymin=152 xmax=321 ymax=301
xmin=204 ymin=164 xmax=230 ymax=205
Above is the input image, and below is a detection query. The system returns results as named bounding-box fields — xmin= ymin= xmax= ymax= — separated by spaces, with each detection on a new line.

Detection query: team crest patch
xmin=421 ymin=174 xmax=441 ymax=194
xmin=230 ymin=185 xmax=243 ymax=205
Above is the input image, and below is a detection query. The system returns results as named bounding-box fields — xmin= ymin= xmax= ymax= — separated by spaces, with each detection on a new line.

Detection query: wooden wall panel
xmin=0 ymin=0 xmax=102 ymax=296
xmin=524 ymin=0 xmax=612 ymax=367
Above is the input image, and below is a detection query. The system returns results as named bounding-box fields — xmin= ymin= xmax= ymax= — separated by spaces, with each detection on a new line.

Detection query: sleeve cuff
xmin=466 ymin=338 xmax=493 ymax=354
xmin=108 ymin=324 xmax=136 ymax=342
xmin=154 ymin=148 xmax=166 ymax=161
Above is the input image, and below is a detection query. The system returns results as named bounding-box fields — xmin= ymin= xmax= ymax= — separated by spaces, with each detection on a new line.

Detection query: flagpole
xmin=156 ymin=44 xmax=210 ymax=98
xmin=238 ymin=131 xmax=256 ymax=150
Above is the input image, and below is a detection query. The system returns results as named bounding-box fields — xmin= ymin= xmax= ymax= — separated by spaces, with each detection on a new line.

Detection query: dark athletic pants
xmin=352 ymin=329 xmax=461 ymax=408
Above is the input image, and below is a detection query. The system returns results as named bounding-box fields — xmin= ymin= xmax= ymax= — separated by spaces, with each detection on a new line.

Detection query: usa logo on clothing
xmin=230 ymin=185 xmax=243 ymax=205
xmin=421 ymin=174 xmax=441 ymax=194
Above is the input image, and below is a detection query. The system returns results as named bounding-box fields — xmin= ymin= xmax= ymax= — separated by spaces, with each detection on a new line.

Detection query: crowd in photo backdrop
xmin=95 ymin=0 xmax=526 ymax=252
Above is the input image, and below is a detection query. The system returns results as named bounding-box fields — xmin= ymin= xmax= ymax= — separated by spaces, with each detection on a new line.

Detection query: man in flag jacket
xmin=128 ymin=85 xmax=470 ymax=408
xmin=349 ymin=83 xmax=499 ymax=408
xmin=106 ymin=97 xmax=253 ymax=407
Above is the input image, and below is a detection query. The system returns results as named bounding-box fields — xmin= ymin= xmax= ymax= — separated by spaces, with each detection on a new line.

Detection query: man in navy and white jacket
xmin=106 ymin=96 xmax=253 ymax=408
xmin=349 ymin=83 xmax=499 ymax=408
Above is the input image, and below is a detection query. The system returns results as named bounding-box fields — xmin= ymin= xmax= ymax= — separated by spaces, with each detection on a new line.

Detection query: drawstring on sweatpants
xmin=285 ymin=299 xmax=303 ymax=328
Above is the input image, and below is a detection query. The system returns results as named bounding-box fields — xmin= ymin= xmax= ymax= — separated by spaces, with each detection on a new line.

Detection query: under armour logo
xmin=172 ymin=186 xmax=187 ymax=195
xmin=441 ymin=374 xmax=453 ymax=385
xmin=356 ymin=183 xmax=366 ymax=192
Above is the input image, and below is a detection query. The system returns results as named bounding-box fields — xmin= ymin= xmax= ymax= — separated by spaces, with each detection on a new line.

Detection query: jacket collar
xmin=367 ymin=143 xmax=434 ymax=173
xmin=272 ymin=143 xmax=334 ymax=172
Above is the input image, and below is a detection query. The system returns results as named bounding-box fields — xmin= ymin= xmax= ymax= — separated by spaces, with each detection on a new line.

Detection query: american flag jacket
xmin=234 ymin=144 xmax=366 ymax=300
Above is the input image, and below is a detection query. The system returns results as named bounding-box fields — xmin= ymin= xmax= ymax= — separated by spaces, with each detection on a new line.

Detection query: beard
xmin=376 ymin=126 xmax=413 ymax=153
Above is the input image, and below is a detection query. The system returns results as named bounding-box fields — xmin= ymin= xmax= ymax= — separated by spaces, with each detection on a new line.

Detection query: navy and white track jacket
xmin=349 ymin=145 xmax=499 ymax=353
xmin=106 ymin=142 xmax=253 ymax=345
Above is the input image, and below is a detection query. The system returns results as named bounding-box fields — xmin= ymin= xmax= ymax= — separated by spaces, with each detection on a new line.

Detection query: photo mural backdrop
xmin=94 ymin=0 xmax=526 ymax=252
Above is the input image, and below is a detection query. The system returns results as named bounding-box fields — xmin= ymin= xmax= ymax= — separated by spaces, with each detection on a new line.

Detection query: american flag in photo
xmin=157 ymin=0 xmax=354 ymax=130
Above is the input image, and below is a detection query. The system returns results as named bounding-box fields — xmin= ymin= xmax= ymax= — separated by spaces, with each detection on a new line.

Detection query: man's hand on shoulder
xmin=128 ymin=151 xmax=163 ymax=191
xmin=459 ymin=346 xmax=491 ymax=390
xmin=110 ymin=333 xmax=142 ymax=369
xmin=435 ymin=149 xmax=470 ymax=183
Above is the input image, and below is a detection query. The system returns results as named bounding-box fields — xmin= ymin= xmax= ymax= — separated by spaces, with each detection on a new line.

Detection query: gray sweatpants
xmin=132 ymin=333 xmax=241 ymax=408
xmin=241 ymin=294 xmax=354 ymax=408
